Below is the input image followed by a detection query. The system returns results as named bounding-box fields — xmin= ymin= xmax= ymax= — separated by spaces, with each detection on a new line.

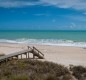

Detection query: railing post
xmin=28 ymin=52 xmax=29 ymax=58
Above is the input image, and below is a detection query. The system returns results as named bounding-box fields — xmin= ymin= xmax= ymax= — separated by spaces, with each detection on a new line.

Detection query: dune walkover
xmin=0 ymin=46 xmax=44 ymax=63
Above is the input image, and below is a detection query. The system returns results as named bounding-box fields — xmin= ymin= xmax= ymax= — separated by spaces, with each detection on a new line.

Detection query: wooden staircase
xmin=0 ymin=46 xmax=44 ymax=63
xmin=28 ymin=46 xmax=44 ymax=59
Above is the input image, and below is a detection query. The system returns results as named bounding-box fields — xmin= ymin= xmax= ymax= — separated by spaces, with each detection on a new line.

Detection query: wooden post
xmin=26 ymin=53 xmax=27 ymax=58
xmin=21 ymin=54 xmax=22 ymax=59
xmin=33 ymin=54 xmax=35 ymax=59
xmin=28 ymin=52 xmax=29 ymax=58
xmin=16 ymin=55 xmax=18 ymax=60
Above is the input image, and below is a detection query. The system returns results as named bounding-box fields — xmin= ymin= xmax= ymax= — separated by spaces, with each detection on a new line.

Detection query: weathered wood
xmin=28 ymin=53 xmax=29 ymax=58
xmin=28 ymin=46 xmax=44 ymax=59
xmin=0 ymin=46 xmax=44 ymax=63
xmin=32 ymin=47 xmax=44 ymax=59
xmin=26 ymin=53 xmax=27 ymax=58
xmin=21 ymin=54 xmax=22 ymax=59
xmin=33 ymin=47 xmax=44 ymax=56
xmin=33 ymin=54 xmax=35 ymax=59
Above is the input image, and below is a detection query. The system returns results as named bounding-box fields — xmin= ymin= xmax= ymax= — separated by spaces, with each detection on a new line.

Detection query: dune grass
xmin=0 ymin=59 xmax=86 ymax=80
xmin=70 ymin=65 xmax=86 ymax=80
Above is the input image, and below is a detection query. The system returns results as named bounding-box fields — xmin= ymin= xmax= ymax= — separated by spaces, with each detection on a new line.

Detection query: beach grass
xmin=0 ymin=59 xmax=86 ymax=80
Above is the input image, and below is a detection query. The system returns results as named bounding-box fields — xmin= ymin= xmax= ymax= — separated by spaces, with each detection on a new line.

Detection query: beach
xmin=0 ymin=30 xmax=86 ymax=66
xmin=0 ymin=43 xmax=86 ymax=66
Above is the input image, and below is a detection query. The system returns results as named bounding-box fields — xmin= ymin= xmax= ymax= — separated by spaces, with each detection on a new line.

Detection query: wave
xmin=0 ymin=38 xmax=86 ymax=47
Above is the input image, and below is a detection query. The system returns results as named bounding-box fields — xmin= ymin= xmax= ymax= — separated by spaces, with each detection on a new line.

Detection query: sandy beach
xmin=0 ymin=43 xmax=86 ymax=66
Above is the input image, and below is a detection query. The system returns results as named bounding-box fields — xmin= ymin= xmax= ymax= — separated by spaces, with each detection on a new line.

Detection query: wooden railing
xmin=33 ymin=46 xmax=44 ymax=57
xmin=27 ymin=46 xmax=44 ymax=58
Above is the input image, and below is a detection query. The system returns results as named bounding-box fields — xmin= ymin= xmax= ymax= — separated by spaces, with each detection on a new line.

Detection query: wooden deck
xmin=0 ymin=46 xmax=44 ymax=63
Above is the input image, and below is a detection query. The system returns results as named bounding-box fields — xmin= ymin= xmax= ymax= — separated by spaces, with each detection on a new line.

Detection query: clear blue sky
xmin=0 ymin=0 xmax=86 ymax=30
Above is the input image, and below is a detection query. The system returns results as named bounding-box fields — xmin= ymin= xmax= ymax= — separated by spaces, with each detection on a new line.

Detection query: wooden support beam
xmin=33 ymin=54 xmax=35 ymax=59
xmin=16 ymin=55 xmax=18 ymax=60
xmin=26 ymin=53 xmax=27 ymax=58
xmin=28 ymin=53 xmax=29 ymax=58
xmin=21 ymin=54 xmax=22 ymax=59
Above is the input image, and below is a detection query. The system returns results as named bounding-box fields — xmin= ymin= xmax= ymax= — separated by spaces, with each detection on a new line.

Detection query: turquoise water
xmin=0 ymin=30 xmax=86 ymax=41
xmin=0 ymin=30 xmax=86 ymax=47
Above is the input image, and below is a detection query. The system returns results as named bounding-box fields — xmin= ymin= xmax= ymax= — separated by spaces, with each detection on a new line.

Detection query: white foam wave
xmin=0 ymin=38 xmax=86 ymax=47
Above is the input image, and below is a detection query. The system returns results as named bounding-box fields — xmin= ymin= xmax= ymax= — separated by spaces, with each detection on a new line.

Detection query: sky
xmin=0 ymin=0 xmax=86 ymax=30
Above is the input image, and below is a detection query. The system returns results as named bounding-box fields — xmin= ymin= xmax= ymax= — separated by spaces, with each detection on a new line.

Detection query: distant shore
xmin=0 ymin=42 xmax=86 ymax=66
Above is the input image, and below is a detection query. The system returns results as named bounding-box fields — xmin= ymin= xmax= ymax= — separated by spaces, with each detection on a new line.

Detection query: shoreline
xmin=0 ymin=38 xmax=86 ymax=48
xmin=0 ymin=43 xmax=86 ymax=66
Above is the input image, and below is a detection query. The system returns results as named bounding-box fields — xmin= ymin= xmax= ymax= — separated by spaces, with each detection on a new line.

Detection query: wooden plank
xmin=0 ymin=49 xmax=31 ymax=62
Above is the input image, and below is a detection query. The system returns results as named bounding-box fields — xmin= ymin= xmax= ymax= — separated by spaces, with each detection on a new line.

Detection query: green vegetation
xmin=0 ymin=60 xmax=86 ymax=80
xmin=9 ymin=75 xmax=29 ymax=80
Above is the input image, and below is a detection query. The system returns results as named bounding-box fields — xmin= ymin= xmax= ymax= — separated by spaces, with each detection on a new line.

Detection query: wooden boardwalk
xmin=0 ymin=46 xmax=44 ymax=63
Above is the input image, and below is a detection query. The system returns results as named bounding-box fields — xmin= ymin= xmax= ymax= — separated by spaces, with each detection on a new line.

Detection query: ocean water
xmin=0 ymin=30 xmax=86 ymax=47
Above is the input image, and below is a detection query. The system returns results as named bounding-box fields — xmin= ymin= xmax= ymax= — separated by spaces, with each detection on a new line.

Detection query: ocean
xmin=0 ymin=30 xmax=86 ymax=47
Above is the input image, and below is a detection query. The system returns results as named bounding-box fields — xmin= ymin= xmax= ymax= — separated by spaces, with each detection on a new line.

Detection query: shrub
xmin=0 ymin=59 xmax=73 ymax=80
xmin=9 ymin=75 xmax=29 ymax=80
xmin=62 ymin=74 xmax=74 ymax=80
xmin=45 ymin=74 xmax=58 ymax=80
xmin=70 ymin=65 xmax=86 ymax=80
xmin=3 ymin=70 xmax=11 ymax=77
